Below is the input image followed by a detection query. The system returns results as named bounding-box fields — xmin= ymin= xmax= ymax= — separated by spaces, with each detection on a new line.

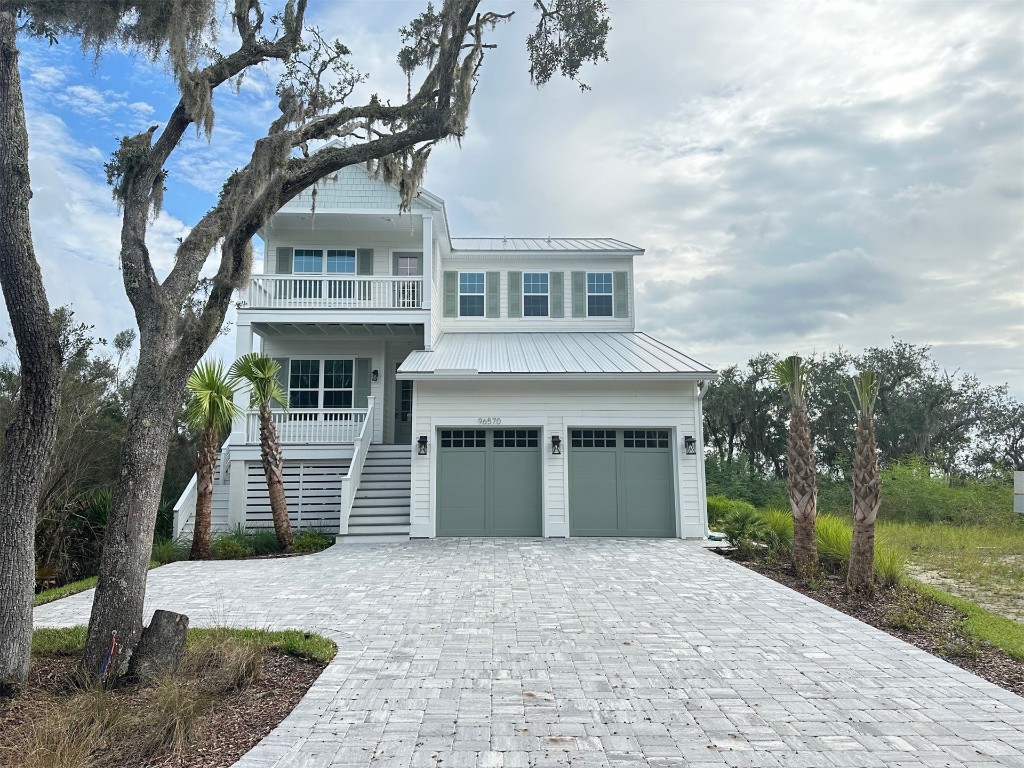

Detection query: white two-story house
xmin=173 ymin=163 xmax=717 ymax=542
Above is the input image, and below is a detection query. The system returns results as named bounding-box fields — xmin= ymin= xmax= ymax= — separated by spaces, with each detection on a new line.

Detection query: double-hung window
xmin=326 ymin=249 xmax=356 ymax=299
xmin=459 ymin=272 xmax=485 ymax=317
xmin=293 ymin=249 xmax=323 ymax=273
xmin=587 ymin=272 xmax=613 ymax=317
xmin=523 ymin=272 xmax=549 ymax=317
xmin=288 ymin=358 xmax=354 ymax=410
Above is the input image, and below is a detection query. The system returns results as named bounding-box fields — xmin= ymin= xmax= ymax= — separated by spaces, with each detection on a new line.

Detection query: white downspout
xmin=696 ymin=379 xmax=711 ymax=537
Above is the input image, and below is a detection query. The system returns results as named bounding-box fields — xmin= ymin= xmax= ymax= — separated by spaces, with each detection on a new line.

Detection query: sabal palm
xmin=230 ymin=353 xmax=293 ymax=551
xmin=772 ymin=355 xmax=819 ymax=576
xmin=185 ymin=361 xmax=239 ymax=560
xmin=847 ymin=371 xmax=882 ymax=595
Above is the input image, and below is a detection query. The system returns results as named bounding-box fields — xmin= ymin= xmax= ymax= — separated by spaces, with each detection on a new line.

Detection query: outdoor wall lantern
xmin=417 ymin=435 xmax=428 ymax=455
xmin=371 ymin=369 xmax=379 ymax=382
xmin=684 ymin=436 xmax=697 ymax=455
xmin=551 ymin=435 xmax=562 ymax=455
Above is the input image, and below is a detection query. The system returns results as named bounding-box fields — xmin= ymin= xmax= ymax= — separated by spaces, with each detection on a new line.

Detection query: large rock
xmin=127 ymin=609 xmax=190 ymax=683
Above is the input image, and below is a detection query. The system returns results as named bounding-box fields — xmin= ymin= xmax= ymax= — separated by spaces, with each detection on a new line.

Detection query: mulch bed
xmin=0 ymin=650 xmax=326 ymax=768
xmin=717 ymin=550 xmax=1024 ymax=697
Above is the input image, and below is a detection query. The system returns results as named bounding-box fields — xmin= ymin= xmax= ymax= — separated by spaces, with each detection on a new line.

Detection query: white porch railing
xmin=245 ymin=408 xmax=368 ymax=444
xmin=173 ymin=437 xmax=231 ymax=538
xmin=339 ymin=396 xmax=375 ymax=535
xmin=242 ymin=275 xmax=422 ymax=310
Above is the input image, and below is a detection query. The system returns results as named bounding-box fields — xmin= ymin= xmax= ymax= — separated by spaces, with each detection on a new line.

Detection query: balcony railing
xmin=242 ymin=275 xmax=422 ymax=310
xmin=246 ymin=408 xmax=368 ymax=444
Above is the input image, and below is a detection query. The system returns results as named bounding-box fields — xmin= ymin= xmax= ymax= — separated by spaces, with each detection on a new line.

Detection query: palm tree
xmin=230 ymin=353 xmax=293 ymax=551
xmin=847 ymin=371 xmax=882 ymax=595
xmin=772 ymin=355 xmax=819 ymax=577
xmin=185 ymin=361 xmax=239 ymax=560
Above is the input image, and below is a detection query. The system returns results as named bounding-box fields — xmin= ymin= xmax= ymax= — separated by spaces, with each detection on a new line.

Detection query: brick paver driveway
xmin=36 ymin=539 xmax=1024 ymax=767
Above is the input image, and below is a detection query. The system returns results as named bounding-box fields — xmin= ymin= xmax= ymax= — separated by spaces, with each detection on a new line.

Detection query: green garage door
xmin=569 ymin=429 xmax=676 ymax=537
xmin=437 ymin=429 xmax=542 ymax=536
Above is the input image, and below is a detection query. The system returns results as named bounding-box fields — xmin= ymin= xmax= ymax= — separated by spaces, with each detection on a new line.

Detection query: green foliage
xmin=229 ymin=353 xmax=288 ymax=410
xmin=873 ymin=546 xmax=908 ymax=588
xmin=245 ymin=528 xmax=282 ymax=556
xmin=526 ymin=0 xmax=611 ymax=90
xmin=32 ymin=626 xmax=89 ymax=656
xmin=815 ymin=515 xmax=853 ymax=570
xmin=185 ymin=627 xmax=336 ymax=663
xmin=185 ymin=360 xmax=238 ymax=434
xmin=758 ymin=509 xmax=794 ymax=553
xmin=33 ymin=577 xmax=98 ymax=607
xmin=772 ymin=355 xmax=806 ymax=408
xmin=912 ymin=583 xmax=1024 ymax=660
xmin=878 ymin=457 xmax=1014 ymax=525
xmin=211 ymin=533 xmax=252 ymax=560
xmin=151 ymin=537 xmax=189 ymax=565
xmin=706 ymin=494 xmax=757 ymax=527
xmin=291 ymin=528 xmax=334 ymax=554
xmin=721 ymin=507 xmax=767 ymax=559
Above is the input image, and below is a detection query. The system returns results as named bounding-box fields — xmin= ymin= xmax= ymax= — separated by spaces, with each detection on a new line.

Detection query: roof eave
xmin=396 ymin=371 xmax=718 ymax=382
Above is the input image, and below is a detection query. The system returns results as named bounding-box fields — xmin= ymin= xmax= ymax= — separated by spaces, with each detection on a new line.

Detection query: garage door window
xmin=493 ymin=429 xmax=539 ymax=448
xmin=440 ymin=429 xmax=486 ymax=448
xmin=623 ymin=430 xmax=669 ymax=448
xmin=571 ymin=429 xmax=616 ymax=448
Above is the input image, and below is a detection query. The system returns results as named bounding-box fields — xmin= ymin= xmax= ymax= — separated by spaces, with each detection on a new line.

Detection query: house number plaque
xmin=477 ymin=417 xmax=502 ymax=425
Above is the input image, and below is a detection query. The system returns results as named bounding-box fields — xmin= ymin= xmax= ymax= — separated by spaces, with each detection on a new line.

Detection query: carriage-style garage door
xmin=569 ymin=429 xmax=676 ymax=537
xmin=437 ymin=429 xmax=542 ymax=536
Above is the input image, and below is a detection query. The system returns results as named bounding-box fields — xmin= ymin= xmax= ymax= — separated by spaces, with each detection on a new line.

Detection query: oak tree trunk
xmin=0 ymin=11 xmax=64 ymax=695
xmin=80 ymin=330 xmax=191 ymax=681
xmin=190 ymin=427 xmax=220 ymax=560
xmin=258 ymin=402 xmax=292 ymax=550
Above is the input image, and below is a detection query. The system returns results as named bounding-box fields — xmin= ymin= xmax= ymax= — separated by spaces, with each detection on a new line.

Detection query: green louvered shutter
xmin=486 ymin=272 xmax=500 ymax=318
xmin=550 ymin=272 xmax=564 ymax=318
xmin=443 ymin=271 xmax=458 ymax=317
xmin=354 ymin=358 xmax=371 ymax=408
xmin=613 ymin=271 xmax=629 ymax=318
xmin=507 ymin=271 xmax=522 ymax=319
xmin=571 ymin=272 xmax=586 ymax=318
xmin=275 ymin=247 xmax=293 ymax=274
xmin=357 ymin=248 xmax=374 ymax=275
xmin=271 ymin=357 xmax=289 ymax=409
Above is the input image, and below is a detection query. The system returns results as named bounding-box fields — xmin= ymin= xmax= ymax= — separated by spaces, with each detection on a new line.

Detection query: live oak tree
xmin=0 ymin=0 xmax=610 ymax=683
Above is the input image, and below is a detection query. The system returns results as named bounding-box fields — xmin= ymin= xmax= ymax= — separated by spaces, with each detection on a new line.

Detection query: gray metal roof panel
xmin=450 ymin=237 xmax=641 ymax=253
xmin=399 ymin=333 xmax=716 ymax=376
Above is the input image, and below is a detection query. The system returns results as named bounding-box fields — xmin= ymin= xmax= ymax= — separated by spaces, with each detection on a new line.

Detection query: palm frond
xmin=229 ymin=353 xmax=288 ymax=410
xmin=185 ymin=360 xmax=240 ymax=433
xmin=847 ymin=370 xmax=880 ymax=418
xmin=771 ymin=355 xmax=805 ymax=407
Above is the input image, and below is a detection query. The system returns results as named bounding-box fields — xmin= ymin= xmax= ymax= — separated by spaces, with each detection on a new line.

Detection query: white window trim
xmin=458 ymin=270 xmax=486 ymax=318
xmin=522 ymin=271 xmax=550 ymax=318
xmin=287 ymin=357 xmax=356 ymax=410
xmin=284 ymin=245 xmax=358 ymax=274
xmin=585 ymin=271 xmax=614 ymax=318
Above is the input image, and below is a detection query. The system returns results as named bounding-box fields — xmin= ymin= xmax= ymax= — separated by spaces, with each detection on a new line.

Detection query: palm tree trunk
xmin=848 ymin=416 xmax=881 ymax=594
xmin=189 ymin=428 xmax=219 ymax=560
xmin=258 ymin=402 xmax=293 ymax=550
xmin=788 ymin=405 xmax=819 ymax=577
xmin=0 ymin=11 xmax=64 ymax=695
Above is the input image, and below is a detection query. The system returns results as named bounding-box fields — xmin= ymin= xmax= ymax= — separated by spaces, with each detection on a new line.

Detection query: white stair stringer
xmin=340 ymin=445 xmax=412 ymax=542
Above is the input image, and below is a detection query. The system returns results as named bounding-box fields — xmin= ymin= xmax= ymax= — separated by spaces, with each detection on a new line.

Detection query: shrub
xmin=151 ymin=537 xmax=189 ymax=565
xmin=706 ymin=495 xmax=757 ymax=528
xmin=758 ymin=508 xmax=793 ymax=554
xmin=245 ymin=527 xmax=281 ymax=556
xmin=211 ymin=532 xmax=251 ymax=560
xmin=292 ymin=528 xmax=333 ymax=554
xmin=722 ymin=507 xmax=768 ymax=559
xmin=815 ymin=515 xmax=853 ymax=572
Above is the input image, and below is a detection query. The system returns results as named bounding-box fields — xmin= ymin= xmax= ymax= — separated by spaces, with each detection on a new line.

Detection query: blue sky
xmin=8 ymin=0 xmax=1024 ymax=396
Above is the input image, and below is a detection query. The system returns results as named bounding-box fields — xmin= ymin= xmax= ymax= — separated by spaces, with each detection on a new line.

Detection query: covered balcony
xmin=245 ymin=407 xmax=369 ymax=444
xmin=241 ymin=274 xmax=423 ymax=311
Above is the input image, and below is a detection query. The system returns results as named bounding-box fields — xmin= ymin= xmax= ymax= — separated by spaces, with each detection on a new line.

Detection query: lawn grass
xmin=32 ymin=625 xmax=336 ymax=663
xmin=34 ymin=577 xmax=98 ymax=607
xmin=910 ymin=581 xmax=1024 ymax=661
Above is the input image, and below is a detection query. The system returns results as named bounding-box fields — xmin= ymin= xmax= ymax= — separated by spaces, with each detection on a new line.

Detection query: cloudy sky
xmin=9 ymin=0 xmax=1024 ymax=396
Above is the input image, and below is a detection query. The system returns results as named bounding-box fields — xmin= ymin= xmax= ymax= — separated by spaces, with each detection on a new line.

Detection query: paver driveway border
xmin=35 ymin=538 xmax=1024 ymax=767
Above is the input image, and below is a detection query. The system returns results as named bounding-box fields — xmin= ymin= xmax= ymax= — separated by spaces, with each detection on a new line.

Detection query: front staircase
xmin=342 ymin=444 xmax=411 ymax=542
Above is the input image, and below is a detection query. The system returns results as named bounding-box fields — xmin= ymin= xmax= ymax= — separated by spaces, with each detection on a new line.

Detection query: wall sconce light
xmin=371 ymin=369 xmax=379 ymax=382
xmin=551 ymin=435 xmax=562 ymax=455
xmin=684 ymin=436 xmax=697 ymax=455
xmin=417 ymin=435 xmax=428 ymax=455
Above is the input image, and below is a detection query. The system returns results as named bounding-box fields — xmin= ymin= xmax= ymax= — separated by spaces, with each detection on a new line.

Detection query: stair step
xmin=351 ymin=504 xmax=410 ymax=515
xmin=356 ymin=488 xmax=412 ymax=499
xmin=346 ymin=523 xmax=412 ymax=535
xmin=346 ymin=514 xmax=411 ymax=525
xmin=339 ymin=533 xmax=410 ymax=544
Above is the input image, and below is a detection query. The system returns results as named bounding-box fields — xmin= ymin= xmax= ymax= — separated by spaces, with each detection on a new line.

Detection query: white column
xmin=227 ymin=322 xmax=254 ymax=528
xmin=421 ymin=214 xmax=433 ymax=311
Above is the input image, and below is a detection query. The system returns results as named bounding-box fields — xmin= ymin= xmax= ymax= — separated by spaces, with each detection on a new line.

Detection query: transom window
xmin=623 ymin=430 xmax=669 ymax=449
xmin=459 ymin=272 xmax=485 ymax=317
xmin=293 ymin=249 xmax=323 ymax=274
xmin=288 ymin=359 xmax=353 ymax=410
xmin=587 ymin=272 xmax=613 ymax=317
xmin=571 ymin=429 xmax=617 ymax=448
xmin=523 ymin=273 xmax=549 ymax=317
xmin=440 ymin=429 xmax=486 ymax=448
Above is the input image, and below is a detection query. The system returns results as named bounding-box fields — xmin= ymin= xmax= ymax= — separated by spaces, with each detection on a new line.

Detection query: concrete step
xmin=346 ymin=514 xmax=411 ymax=526
xmin=346 ymin=523 xmax=411 ymax=535
xmin=339 ymin=533 xmax=410 ymax=544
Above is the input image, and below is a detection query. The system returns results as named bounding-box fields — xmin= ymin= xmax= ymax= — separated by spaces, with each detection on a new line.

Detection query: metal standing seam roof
xmin=450 ymin=237 xmax=641 ymax=253
xmin=398 ymin=333 xmax=717 ymax=377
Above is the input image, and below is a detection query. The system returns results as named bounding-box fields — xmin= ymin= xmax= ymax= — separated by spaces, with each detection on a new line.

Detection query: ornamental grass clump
xmin=722 ymin=508 xmax=768 ymax=559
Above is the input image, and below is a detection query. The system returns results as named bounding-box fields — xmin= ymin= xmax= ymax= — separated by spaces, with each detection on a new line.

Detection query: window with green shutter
xmin=550 ymin=272 xmax=564 ymax=318
xmin=508 ymin=271 xmax=522 ymax=318
xmin=586 ymin=272 xmax=613 ymax=317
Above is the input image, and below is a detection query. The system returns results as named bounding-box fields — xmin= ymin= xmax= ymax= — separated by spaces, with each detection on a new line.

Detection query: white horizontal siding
xmin=245 ymin=460 xmax=349 ymax=531
xmin=410 ymin=380 xmax=706 ymax=539
xmin=263 ymin=229 xmax=423 ymax=275
xmin=437 ymin=257 xmax=635 ymax=332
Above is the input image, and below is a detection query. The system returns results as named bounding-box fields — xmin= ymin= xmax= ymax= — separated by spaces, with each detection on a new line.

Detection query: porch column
xmin=421 ymin=214 xmax=432 ymax=311
xmin=227 ymin=322 xmax=254 ymax=528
